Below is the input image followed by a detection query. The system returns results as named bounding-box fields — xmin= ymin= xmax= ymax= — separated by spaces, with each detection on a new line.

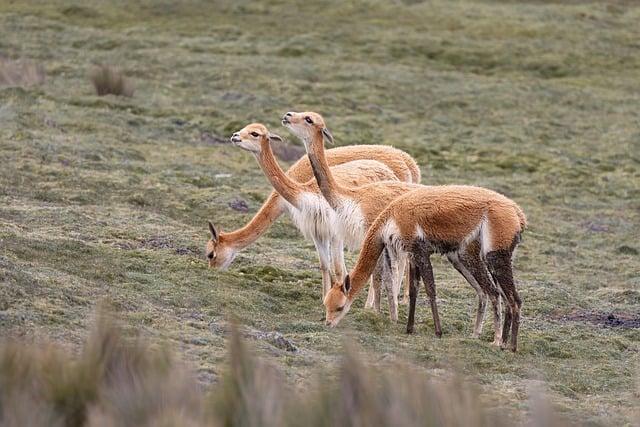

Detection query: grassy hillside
xmin=0 ymin=0 xmax=639 ymax=424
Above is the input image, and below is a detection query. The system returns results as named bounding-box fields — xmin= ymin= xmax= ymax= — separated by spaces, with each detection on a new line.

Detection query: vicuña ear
xmin=268 ymin=133 xmax=283 ymax=142
xmin=208 ymin=221 xmax=218 ymax=242
xmin=322 ymin=127 xmax=334 ymax=145
xmin=342 ymin=275 xmax=351 ymax=294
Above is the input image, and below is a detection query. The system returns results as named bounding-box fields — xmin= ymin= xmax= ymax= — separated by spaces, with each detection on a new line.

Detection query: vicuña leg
xmin=447 ymin=252 xmax=487 ymax=338
xmin=330 ymin=238 xmax=346 ymax=282
xmin=399 ymin=252 xmax=410 ymax=305
xmin=381 ymin=248 xmax=398 ymax=322
xmin=486 ymin=250 xmax=521 ymax=352
xmin=365 ymin=258 xmax=385 ymax=311
xmin=406 ymin=263 xmax=420 ymax=334
xmin=382 ymin=248 xmax=400 ymax=322
xmin=457 ymin=243 xmax=504 ymax=346
xmin=313 ymin=237 xmax=334 ymax=300
xmin=413 ymin=244 xmax=441 ymax=338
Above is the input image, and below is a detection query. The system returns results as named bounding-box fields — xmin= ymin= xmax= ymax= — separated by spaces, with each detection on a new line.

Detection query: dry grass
xmin=0 ymin=311 xmax=570 ymax=427
xmin=89 ymin=65 xmax=134 ymax=97
xmin=0 ymin=57 xmax=45 ymax=87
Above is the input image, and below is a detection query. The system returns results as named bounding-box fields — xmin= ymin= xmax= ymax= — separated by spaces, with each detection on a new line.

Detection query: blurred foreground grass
xmin=1 ymin=310 xmax=570 ymax=427
xmin=0 ymin=0 xmax=639 ymax=424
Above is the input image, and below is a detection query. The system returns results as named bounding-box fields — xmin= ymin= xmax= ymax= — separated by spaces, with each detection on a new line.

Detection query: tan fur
xmin=206 ymin=138 xmax=420 ymax=269
xmin=324 ymin=185 xmax=526 ymax=328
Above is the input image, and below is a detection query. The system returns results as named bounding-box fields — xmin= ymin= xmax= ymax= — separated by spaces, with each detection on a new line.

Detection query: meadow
xmin=0 ymin=0 xmax=639 ymax=424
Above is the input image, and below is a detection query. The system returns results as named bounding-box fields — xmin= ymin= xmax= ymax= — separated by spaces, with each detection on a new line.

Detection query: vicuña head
xmin=230 ymin=123 xmax=283 ymax=153
xmin=205 ymin=221 xmax=236 ymax=269
xmin=324 ymin=275 xmax=355 ymax=327
xmin=281 ymin=111 xmax=333 ymax=147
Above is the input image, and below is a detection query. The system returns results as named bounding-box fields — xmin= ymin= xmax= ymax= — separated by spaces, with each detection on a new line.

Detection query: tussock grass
xmin=0 ymin=57 xmax=45 ymax=87
xmin=89 ymin=65 xmax=134 ymax=97
xmin=0 ymin=312 xmax=569 ymax=427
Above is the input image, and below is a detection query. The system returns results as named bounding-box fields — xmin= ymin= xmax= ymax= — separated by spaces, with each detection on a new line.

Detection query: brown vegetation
xmin=0 ymin=57 xmax=45 ymax=87
xmin=89 ymin=65 xmax=134 ymax=97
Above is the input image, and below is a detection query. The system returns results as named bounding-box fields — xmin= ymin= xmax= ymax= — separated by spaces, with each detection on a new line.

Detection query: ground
xmin=0 ymin=0 xmax=639 ymax=424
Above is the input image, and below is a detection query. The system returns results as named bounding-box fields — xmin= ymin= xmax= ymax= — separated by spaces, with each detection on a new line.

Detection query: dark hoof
xmin=406 ymin=326 xmax=414 ymax=334
xmin=435 ymin=331 xmax=442 ymax=338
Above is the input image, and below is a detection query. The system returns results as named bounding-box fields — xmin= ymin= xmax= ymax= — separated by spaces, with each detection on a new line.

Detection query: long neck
xmin=255 ymin=141 xmax=303 ymax=208
xmin=305 ymin=133 xmax=346 ymax=209
xmin=347 ymin=230 xmax=385 ymax=301
xmin=221 ymin=191 xmax=284 ymax=249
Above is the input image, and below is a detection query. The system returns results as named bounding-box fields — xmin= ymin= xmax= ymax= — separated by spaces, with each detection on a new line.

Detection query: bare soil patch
xmin=554 ymin=310 xmax=640 ymax=329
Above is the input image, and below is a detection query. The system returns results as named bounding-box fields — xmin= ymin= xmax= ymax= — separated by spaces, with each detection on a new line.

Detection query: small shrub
xmin=0 ymin=57 xmax=45 ymax=87
xmin=90 ymin=65 xmax=134 ymax=97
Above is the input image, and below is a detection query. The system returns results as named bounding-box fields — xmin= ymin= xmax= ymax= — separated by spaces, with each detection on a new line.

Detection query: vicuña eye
xmin=304 ymin=117 xmax=313 ymax=124
xmin=207 ymin=252 xmax=214 ymax=260
xmin=250 ymin=132 xmax=259 ymax=137
xmin=335 ymin=306 xmax=344 ymax=312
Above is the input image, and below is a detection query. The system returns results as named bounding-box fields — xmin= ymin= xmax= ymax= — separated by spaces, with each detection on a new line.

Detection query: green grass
xmin=0 ymin=0 xmax=639 ymax=424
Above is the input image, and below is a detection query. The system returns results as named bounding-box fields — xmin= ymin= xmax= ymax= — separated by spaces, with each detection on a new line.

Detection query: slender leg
xmin=447 ymin=252 xmax=487 ymax=338
xmin=419 ymin=256 xmax=442 ymax=338
xmin=382 ymin=248 xmax=400 ymax=322
xmin=367 ymin=260 xmax=384 ymax=313
xmin=406 ymin=263 xmax=419 ymax=334
xmin=486 ymin=250 xmax=521 ymax=352
xmin=365 ymin=257 xmax=384 ymax=310
xmin=399 ymin=253 xmax=410 ymax=305
xmin=365 ymin=280 xmax=375 ymax=309
xmin=312 ymin=237 xmax=334 ymax=300
xmin=330 ymin=238 xmax=346 ymax=282
xmin=455 ymin=244 xmax=504 ymax=346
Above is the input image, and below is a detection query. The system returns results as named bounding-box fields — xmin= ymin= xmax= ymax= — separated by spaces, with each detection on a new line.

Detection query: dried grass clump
xmin=0 ymin=312 xmax=204 ymax=427
xmin=89 ymin=65 xmax=134 ymax=97
xmin=0 ymin=311 xmax=567 ymax=427
xmin=0 ymin=57 xmax=45 ymax=87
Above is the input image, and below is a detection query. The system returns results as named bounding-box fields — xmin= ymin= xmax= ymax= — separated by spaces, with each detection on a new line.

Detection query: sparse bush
xmin=0 ymin=310 xmax=569 ymax=427
xmin=90 ymin=65 xmax=134 ymax=97
xmin=0 ymin=57 xmax=45 ymax=87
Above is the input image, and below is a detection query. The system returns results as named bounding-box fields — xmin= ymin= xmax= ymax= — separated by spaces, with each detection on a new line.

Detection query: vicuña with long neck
xmin=324 ymin=185 xmax=527 ymax=352
xmin=227 ymin=123 xmax=402 ymax=298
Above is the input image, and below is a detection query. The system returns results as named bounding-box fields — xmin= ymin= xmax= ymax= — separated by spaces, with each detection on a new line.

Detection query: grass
xmin=0 ymin=0 xmax=639 ymax=424
xmin=0 ymin=311 xmax=569 ymax=426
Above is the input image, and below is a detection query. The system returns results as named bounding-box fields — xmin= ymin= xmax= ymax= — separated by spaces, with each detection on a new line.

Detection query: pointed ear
xmin=208 ymin=221 xmax=218 ymax=242
xmin=341 ymin=275 xmax=351 ymax=295
xmin=322 ymin=127 xmax=334 ymax=145
xmin=268 ymin=133 xmax=283 ymax=142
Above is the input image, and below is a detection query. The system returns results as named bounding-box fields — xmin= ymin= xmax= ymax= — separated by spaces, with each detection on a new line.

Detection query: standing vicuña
xmin=324 ymin=186 xmax=527 ymax=352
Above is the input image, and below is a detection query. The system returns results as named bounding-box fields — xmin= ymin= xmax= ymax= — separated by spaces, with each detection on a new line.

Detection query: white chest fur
xmin=335 ymin=198 xmax=366 ymax=251
xmin=283 ymin=192 xmax=338 ymax=242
